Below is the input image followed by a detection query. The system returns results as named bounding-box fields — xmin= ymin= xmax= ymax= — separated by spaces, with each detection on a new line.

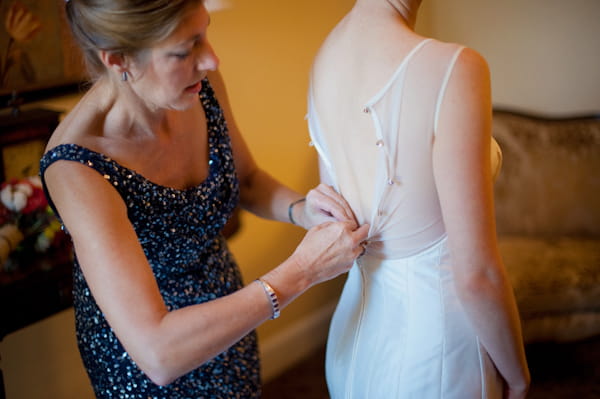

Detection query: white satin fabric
xmin=307 ymin=39 xmax=503 ymax=398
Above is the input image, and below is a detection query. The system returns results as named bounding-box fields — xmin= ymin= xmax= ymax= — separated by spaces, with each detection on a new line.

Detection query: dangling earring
xmin=121 ymin=71 xmax=128 ymax=82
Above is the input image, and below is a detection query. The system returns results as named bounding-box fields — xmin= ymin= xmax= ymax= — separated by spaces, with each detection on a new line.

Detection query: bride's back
xmin=308 ymin=6 xmax=466 ymax=258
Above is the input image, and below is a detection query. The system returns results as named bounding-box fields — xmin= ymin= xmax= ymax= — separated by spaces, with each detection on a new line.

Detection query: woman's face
xmin=129 ymin=3 xmax=219 ymax=111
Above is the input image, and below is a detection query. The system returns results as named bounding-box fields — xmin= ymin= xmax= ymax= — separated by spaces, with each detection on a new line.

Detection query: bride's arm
xmin=432 ymin=48 xmax=530 ymax=399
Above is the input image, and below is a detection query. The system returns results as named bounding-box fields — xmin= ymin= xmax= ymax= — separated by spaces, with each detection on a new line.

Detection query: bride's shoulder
xmin=413 ymin=38 xmax=489 ymax=83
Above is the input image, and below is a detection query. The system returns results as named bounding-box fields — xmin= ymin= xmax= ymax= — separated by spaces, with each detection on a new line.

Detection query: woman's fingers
xmin=294 ymin=221 xmax=370 ymax=285
xmin=305 ymin=184 xmax=357 ymax=226
xmin=352 ymin=224 xmax=371 ymax=257
xmin=314 ymin=184 xmax=355 ymax=222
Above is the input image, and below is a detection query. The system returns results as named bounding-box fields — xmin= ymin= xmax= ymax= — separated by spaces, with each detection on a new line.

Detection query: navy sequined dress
xmin=39 ymin=79 xmax=260 ymax=398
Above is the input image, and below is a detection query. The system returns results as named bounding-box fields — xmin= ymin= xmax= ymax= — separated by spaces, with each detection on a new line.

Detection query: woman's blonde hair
xmin=65 ymin=0 xmax=203 ymax=79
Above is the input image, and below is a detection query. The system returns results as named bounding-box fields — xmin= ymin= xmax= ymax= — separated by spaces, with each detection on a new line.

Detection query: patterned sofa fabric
xmin=492 ymin=110 xmax=600 ymax=343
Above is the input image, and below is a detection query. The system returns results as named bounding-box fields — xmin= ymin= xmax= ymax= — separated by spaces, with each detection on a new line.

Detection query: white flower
xmin=0 ymin=182 xmax=33 ymax=212
xmin=0 ymin=186 xmax=15 ymax=210
xmin=15 ymin=183 xmax=32 ymax=196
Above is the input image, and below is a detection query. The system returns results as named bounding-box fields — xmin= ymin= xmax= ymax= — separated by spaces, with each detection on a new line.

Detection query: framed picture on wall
xmin=0 ymin=0 xmax=87 ymax=107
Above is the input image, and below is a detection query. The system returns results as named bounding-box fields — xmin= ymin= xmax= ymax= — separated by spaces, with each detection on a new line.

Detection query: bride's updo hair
xmin=65 ymin=0 xmax=203 ymax=79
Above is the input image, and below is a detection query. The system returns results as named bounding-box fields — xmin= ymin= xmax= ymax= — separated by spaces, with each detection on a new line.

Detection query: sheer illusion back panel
xmin=308 ymin=40 xmax=465 ymax=258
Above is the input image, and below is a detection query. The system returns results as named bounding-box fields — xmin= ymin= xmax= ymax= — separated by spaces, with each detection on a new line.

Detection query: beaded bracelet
xmin=255 ymin=279 xmax=280 ymax=319
xmin=288 ymin=197 xmax=306 ymax=226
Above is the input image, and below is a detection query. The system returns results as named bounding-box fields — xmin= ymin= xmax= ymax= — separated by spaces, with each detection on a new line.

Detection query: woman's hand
xmin=289 ymin=220 xmax=369 ymax=286
xmin=294 ymin=184 xmax=357 ymax=229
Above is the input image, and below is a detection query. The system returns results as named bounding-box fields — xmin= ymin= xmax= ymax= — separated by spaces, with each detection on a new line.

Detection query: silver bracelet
xmin=288 ymin=197 xmax=306 ymax=225
xmin=255 ymin=278 xmax=281 ymax=319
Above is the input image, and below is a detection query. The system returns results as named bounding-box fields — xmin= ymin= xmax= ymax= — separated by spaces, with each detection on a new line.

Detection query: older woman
xmin=307 ymin=0 xmax=530 ymax=397
xmin=40 ymin=1 xmax=368 ymax=397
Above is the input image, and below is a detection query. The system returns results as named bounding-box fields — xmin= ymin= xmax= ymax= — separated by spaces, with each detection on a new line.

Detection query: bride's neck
xmin=352 ymin=0 xmax=419 ymax=29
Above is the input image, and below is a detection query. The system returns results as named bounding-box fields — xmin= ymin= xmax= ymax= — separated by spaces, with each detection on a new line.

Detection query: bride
xmin=306 ymin=0 xmax=531 ymax=397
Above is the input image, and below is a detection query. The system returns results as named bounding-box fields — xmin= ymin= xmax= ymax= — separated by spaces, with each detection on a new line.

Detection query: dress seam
xmin=437 ymin=241 xmax=446 ymax=399
xmin=346 ymin=260 xmax=366 ymax=399
xmin=476 ymin=338 xmax=487 ymax=399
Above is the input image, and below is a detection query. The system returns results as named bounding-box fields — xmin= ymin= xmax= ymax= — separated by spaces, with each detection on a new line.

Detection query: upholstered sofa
xmin=492 ymin=109 xmax=600 ymax=344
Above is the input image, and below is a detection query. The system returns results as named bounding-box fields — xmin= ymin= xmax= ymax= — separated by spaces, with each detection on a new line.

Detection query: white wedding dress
xmin=307 ymin=38 xmax=503 ymax=398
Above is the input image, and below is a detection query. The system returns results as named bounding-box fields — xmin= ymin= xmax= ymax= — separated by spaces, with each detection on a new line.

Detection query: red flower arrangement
xmin=0 ymin=176 xmax=67 ymax=271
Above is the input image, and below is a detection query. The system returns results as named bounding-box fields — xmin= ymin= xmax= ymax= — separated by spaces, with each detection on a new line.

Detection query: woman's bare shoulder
xmin=46 ymin=84 xmax=115 ymax=151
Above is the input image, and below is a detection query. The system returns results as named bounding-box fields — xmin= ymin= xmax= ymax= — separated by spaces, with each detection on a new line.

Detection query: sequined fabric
xmin=39 ymin=79 xmax=260 ymax=398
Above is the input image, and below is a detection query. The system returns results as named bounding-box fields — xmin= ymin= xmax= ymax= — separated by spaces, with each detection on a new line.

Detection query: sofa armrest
xmin=499 ymin=236 xmax=600 ymax=343
xmin=493 ymin=110 xmax=600 ymax=236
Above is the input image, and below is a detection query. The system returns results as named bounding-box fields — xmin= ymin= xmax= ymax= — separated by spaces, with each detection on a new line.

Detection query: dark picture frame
xmin=0 ymin=0 xmax=87 ymax=108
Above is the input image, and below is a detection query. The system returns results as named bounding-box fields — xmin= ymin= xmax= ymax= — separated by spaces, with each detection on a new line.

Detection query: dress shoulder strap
xmin=39 ymin=144 xmax=118 ymax=181
xmin=433 ymin=45 xmax=466 ymax=134
xmin=39 ymin=144 xmax=120 ymax=222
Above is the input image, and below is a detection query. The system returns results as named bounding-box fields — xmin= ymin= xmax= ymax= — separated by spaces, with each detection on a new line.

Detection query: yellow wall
xmin=1 ymin=1 xmax=354 ymax=398
xmin=208 ymin=0 xmax=354 ymax=346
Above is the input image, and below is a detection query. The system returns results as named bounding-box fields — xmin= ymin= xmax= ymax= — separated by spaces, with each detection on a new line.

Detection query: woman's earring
xmin=121 ymin=71 xmax=128 ymax=82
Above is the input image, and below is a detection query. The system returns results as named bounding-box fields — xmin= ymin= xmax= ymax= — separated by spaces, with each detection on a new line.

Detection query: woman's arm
xmin=207 ymin=70 xmax=356 ymax=229
xmin=432 ymin=48 xmax=530 ymax=398
xmin=44 ymin=161 xmax=368 ymax=386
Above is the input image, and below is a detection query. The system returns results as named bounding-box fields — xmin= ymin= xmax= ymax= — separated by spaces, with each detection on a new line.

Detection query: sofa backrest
xmin=492 ymin=109 xmax=600 ymax=237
